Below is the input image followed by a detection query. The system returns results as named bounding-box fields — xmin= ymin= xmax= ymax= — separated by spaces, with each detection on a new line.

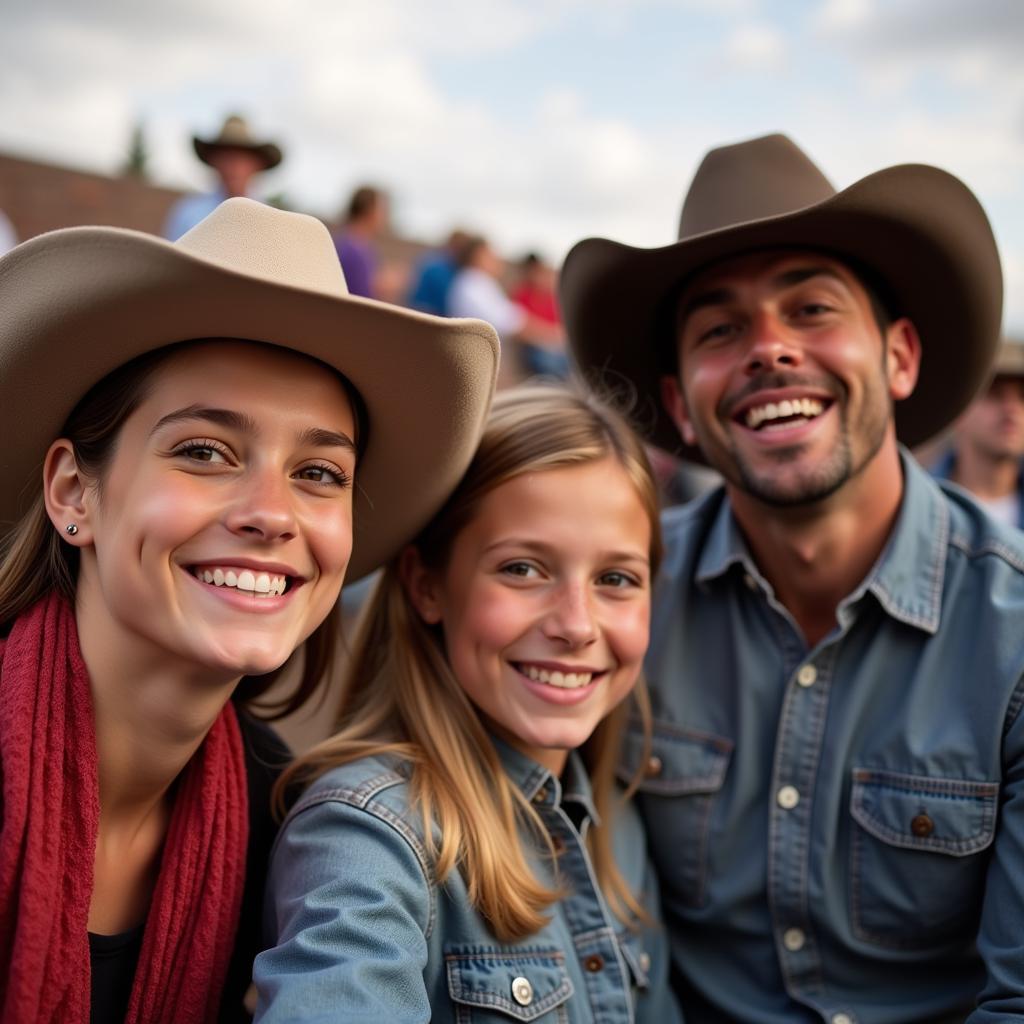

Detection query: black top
xmin=89 ymin=709 xmax=291 ymax=1024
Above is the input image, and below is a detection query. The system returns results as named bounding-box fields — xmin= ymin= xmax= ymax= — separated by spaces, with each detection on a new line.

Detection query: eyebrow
xmin=150 ymin=405 xmax=357 ymax=454
xmin=678 ymin=266 xmax=848 ymax=326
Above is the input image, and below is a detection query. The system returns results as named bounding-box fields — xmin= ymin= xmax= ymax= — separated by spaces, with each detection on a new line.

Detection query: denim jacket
xmin=253 ymin=738 xmax=681 ymax=1023
xmin=631 ymin=451 xmax=1024 ymax=1023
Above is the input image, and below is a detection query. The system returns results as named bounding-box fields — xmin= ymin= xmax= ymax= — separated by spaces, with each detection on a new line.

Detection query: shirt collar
xmin=490 ymin=734 xmax=600 ymax=825
xmin=694 ymin=448 xmax=948 ymax=635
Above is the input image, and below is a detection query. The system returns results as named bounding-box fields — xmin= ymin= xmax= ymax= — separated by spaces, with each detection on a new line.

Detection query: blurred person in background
xmin=512 ymin=252 xmax=571 ymax=379
xmin=406 ymin=228 xmax=470 ymax=315
xmin=333 ymin=185 xmax=389 ymax=299
xmin=0 ymin=208 xmax=16 ymax=256
xmin=162 ymin=115 xmax=282 ymax=240
xmin=448 ymin=236 xmax=565 ymax=378
xmin=931 ymin=337 xmax=1024 ymax=528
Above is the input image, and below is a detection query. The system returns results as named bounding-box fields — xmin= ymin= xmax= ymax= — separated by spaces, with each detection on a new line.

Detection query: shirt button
xmin=644 ymin=755 xmax=663 ymax=778
xmin=533 ymin=786 xmax=548 ymax=804
xmin=777 ymin=785 xmax=800 ymax=810
xmin=911 ymin=813 xmax=934 ymax=837
xmin=782 ymin=927 xmax=806 ymax=952
xmin=511 ymin=977 xmax=533 ymax=1006
xmin=832 ymin=1014 xmax=853 ymax=1024
xmin=743 ymin=572 xmax=758 ymax=591
xmin=584 ymin=954 xmax=605 ymax=973
xmin=796 ymin=663 xmax=818 ymax=688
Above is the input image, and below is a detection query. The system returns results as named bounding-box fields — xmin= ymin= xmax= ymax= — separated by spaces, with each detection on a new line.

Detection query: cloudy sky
xmin=2 ymin=0 xmax=1023 ymax=329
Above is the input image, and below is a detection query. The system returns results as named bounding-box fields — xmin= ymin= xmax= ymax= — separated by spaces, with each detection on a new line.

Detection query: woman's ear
xmin=398 ymin=545 xmax=444 ymax=625
xmin=43 ymin=439 xmax=93 ymax=545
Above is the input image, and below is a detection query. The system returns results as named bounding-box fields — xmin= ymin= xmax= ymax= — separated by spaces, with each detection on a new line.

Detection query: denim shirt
xmin=631 ymin=451 xmax=1024 ymax=1024
xmin=253 ymin=738 xmax=681 ymax=1023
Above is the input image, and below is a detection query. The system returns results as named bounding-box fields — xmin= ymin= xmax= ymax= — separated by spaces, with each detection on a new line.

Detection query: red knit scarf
xmin=0 ymin=593 xmax=249 ymax=1024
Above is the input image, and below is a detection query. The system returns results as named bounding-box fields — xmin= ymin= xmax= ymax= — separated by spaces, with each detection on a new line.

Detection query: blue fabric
xmin=407 ymin=252 xmax=457 ymax=316
xmin=638 ymin=450 xmax=1024 ymax=1023
xmin=254 ymin=739 xmax=681 ymax=1023
xmin=930 ymin=448 xmax=1024 ymax=530
xmin=161 ymin=189 xmax=227 ymax=240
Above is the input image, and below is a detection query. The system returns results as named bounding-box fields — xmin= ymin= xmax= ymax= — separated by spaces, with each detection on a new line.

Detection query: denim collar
xmin=695 ymin=448 xmax=947 ymax=635
xmin=490 ymin=734 xmax=601 ymax=826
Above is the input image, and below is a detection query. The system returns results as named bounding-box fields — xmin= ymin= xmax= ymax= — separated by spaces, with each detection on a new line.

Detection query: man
xmin=162 ymin=114 xmax=282 ymax=240
xmin=560 ymin=133 xmax=1023 ymax=1022
xmin=932 ymin=338 xmax=1024 ymax=528
xmin=333 ymin=185 xmax=389 ymax=299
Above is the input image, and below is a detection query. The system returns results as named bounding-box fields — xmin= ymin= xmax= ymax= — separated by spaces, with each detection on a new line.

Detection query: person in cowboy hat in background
xmin=560 ymin=132 xmax=1024 ymax=1022
xmin=162 ymin=114 xmax=283 ymax=240
xmin=931 ymin=337 xmax=1024 ymax=530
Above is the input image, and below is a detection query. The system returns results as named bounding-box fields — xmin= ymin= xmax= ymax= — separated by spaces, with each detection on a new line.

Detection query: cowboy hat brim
xmin=0 ymin=223 xmax=499 ymax=581
xmin=193 ymin=137 xmax=283 ymax=171
xmin=561 ymin=163 xmax=1003 ymax=457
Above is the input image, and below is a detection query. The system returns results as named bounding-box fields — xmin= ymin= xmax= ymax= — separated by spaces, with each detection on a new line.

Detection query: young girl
xmin=0 ymin=198 xmax=498 ymax=1024
xmin=254 ymin=384 xmax=682 ymax=1023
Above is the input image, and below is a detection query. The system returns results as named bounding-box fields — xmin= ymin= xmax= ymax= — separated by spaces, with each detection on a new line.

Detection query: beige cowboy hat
xmin=193 ymin=114 xmax=283 ymax=171
xmin=0 ymin=198 xmax=499 ymax=581
xmin=560 ymin=132 xmax=1003 ymax=455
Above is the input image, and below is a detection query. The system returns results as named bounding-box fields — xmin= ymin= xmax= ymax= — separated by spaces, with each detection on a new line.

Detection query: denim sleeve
xmin=252 ymin=795 xmax=433 ymax=1023
xmin=970 ymin=676 xmax=1024 ymax=1021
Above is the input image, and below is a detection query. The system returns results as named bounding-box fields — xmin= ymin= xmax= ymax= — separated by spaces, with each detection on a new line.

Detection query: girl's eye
xmin=598 ymin=570 xmax=640 ymax=589
xmin=500 ymin=561 xmax=540 ymax=579
xmin=294 ymin=463 xmax=351 ymax=487
xmin=174 ymin=440 xmax=230 ymax=464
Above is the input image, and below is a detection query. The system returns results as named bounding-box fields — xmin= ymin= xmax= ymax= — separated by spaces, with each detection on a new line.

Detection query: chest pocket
xmin=849 ymin=768 xmax=998 ymax=950
xmin=444 ymin=945 xmax=573 ymax=1022
xmin=618 ymin=721 xmax=732 ymax=909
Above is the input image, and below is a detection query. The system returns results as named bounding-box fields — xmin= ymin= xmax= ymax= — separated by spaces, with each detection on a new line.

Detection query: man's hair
xmin=346 ymin=185 xmax=384 ymax=222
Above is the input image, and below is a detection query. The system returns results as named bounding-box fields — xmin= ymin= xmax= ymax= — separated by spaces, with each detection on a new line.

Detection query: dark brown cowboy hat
xmin=193 ymin=114 xmax=283 ymax=171
xmin=560 ymin=132 xmax=1003 ymax=455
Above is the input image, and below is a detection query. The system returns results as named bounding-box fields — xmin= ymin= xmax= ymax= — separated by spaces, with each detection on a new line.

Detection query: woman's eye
xmin=175 ymin=441 xmax=229 ymax=464
xmin=294 ymin=463 xmax=351 ymax=487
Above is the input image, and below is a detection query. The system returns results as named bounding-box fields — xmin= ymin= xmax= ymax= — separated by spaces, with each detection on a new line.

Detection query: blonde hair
xmin=280 ymin=382 xmax=663 ymax=941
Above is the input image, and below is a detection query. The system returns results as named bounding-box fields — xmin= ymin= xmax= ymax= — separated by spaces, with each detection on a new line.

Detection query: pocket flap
xmin=445 ymin=945 xmax=574 ymax=1021
xmin=618 ymin=719 xmax=733 ymax=796
xmin=850 ymin=768 xmax=999 ymax=856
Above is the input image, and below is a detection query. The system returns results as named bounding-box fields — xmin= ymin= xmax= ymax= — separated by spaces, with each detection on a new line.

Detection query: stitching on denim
xmin=1004 ymin=674 xmax=1024 ymax=737
xmin=949 ymin=532 xmax=1024 ymax=575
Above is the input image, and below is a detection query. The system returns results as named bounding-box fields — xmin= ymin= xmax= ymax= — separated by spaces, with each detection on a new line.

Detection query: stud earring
xmin=65 ymin=523 xmax=79 ymax=536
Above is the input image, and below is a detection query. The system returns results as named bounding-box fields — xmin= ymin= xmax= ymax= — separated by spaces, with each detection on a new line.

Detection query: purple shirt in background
xmin=334 ymin=233 xmax=375 ymax=298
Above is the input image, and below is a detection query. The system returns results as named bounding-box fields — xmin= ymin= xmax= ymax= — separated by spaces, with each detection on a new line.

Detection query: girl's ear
xmin=43 ymin=439 xmax=93 ymax=546
xmin=398 ymin=545 xmax=444 ymax=625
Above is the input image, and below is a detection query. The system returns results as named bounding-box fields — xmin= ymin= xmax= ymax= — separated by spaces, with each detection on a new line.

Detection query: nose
xmin=225 ymin=468 xmax=298 ymax=542
xmin=544 ymin=582 xmax=598 ymax=648
xmin=744 ymin=309 xmax=801 ymax=375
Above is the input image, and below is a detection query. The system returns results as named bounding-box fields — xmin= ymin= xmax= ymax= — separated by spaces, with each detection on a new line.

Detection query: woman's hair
xmin=0 ymin=339 xmax=362 ymax=718
xmin=279 ymin=381 xmax=663 ymax=941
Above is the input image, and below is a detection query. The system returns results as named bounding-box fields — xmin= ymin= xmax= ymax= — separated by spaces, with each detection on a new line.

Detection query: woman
xmin=255 ymin=384 xmax=681 ymax=1023
xmin=0 ymin=198 xmax=498 ymax=1024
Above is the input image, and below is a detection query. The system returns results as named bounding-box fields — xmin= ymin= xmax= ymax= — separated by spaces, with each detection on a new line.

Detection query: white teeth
xmin=193 ymin=567 xmax=288 ymax=596
xmin=745 ymin=397 xmax=825 ymax=430
xmin=520 ymin=664 xmax=594 ymax=688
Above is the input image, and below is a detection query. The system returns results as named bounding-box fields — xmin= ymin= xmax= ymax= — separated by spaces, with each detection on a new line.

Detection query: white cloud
xmin=724 ymin=23 xmax=787 ymax=72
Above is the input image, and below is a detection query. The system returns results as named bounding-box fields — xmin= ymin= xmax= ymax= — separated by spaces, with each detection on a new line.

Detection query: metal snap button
xmin=533 ymin=786 xmax=548 ymax=804
xmin=638 ymin=951 xmax=651 ymax=972
xmin=511 ymin=976 xmax=533 ymax=1006
xmin=584 ymin=954 xmax=605 ymax=973
xmin=782 ymin=927 xmax=805 ymax=952
xmin=645 ymin=755 xmax=663 ymax=778
xmin=832 ymin=1014 xmax=853 ymax=1024
xmin=910 ymin=813 xmax=934 ymax=838
xmin=777 ymin=785 xmax=800 ymax=810
xmin=796 ymin=664 xmax=817 ymax=688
